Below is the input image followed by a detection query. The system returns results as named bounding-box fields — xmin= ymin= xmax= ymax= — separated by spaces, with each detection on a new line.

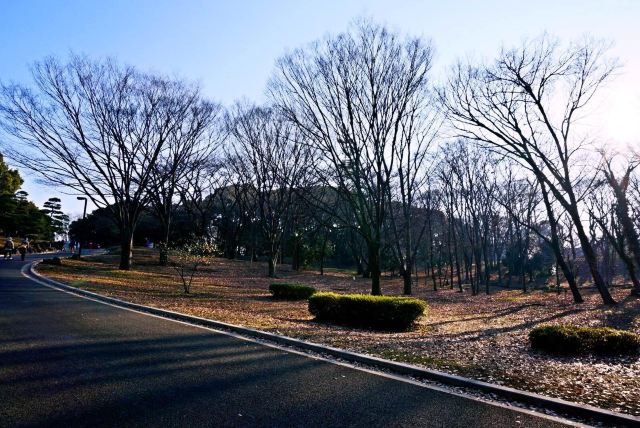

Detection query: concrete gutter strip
xmin=26 ymin=261 xmax=640 ymax=427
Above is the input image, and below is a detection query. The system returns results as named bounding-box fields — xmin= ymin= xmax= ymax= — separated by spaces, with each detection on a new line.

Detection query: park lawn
xmin=36 ymin=248 xmax=640 ymax=416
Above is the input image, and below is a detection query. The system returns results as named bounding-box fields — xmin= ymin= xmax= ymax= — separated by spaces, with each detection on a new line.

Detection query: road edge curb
xmin=26 ymin=261 xmax=640 ymax=427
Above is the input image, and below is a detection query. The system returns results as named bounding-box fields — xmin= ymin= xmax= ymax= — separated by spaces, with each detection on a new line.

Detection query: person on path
xmin=18 ymin=237 xmax=29 ymax=261
xmin=4 ymin=237 xmax=15 ymax=260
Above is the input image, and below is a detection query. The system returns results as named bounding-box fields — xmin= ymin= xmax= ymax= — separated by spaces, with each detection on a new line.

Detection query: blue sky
xmin=1 ymin=0 xmax=639 ymax=216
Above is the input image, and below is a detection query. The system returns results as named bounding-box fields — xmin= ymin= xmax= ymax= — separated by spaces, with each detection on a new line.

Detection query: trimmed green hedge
xmin=269 ymin=283 xmax=316 ymax=300
xmin=308 ymin=292 xmax=427 ymax=331
xmin=530 ymin=325 xmax=640 ymax=356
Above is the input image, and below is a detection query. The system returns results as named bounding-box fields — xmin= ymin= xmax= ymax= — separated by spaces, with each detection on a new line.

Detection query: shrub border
xmin=25 ymin=261 xmax=639 ymax=427
xmin=269 ymin=282 xmax=316 ymax=300
xmin=530 ymin=324 xmax=640 ymax=356
xmin=308 ymin=292 xmax=427 ymax=331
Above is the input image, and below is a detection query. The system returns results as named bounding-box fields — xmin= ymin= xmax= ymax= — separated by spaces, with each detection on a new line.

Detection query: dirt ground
xmin=36 ymin=249 xmax=640 ymax=416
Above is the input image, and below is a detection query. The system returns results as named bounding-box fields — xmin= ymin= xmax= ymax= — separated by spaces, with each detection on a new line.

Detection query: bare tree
xmin=496 ymin=169 xmax=536 ymax=293
xmin=385 ymin=95 xmax=439 ymax=294
xmin=439 ymin=36 xmax=618 ymax=304
xmin=589 ymin=152 xmax=640 ymax=296
xmin=439 ymin=163 xmax=464 ymax=292
xmin=177 ymin=156 xmax=224 ymax=238
xmin=226 ymin=103 xmax=313 ymax=277
xmin=147 ymin=98 xmax=222 ymax=265
xmin=496 ymin=167 xmax=583 ymax=302
xmin=269 ymin=20 xmax=434 ymax=295
xmin=441 ymin=141 xmax=500 ymax=295
xmin=0 ymin=56 xmax=201 ymax=269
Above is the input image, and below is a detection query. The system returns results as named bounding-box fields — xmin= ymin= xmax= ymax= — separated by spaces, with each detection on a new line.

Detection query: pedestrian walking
xmin=18 ymin=237 xmax=29 ymax=261
xmin=4 ymin=237 xmax=15 ymax=260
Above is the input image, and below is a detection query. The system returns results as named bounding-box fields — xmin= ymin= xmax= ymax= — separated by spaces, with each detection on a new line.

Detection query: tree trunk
xmin=453 ymin=238 xmax=463 ymax=292
xmin=474 ymin=247 xmax=482 ymax=295
xmin=268 ymin=256 xmax=276 ymax=278
xmin=556 ymin=181 xmax=616 ymax=304
xmin=159 ymin=221 xmax=169 ymax=266
xmin=159 ymin=243 xmax=168 ymax=266
xmin=400 ymin=242 xmax=414 ymax=294
xmin=319 ymin=229 xmax=329 ymax=275
xmin=291 ymin=239 xmax=300 ymax=271
xmin=619 ymin=252 xmax=640 ymax=296
xmin=402 ymin=268 xmax=412 ymax=295
xmin=557 ymin=253 xmax=582 ymax=302
xmin=447 ymin=232 xmax=455 ymax=289
xmin=540 ymin=182 xmax=583 ymax=303
xmin=369 ymin=245 xmax=382 ymax=295
xmin=430 ymin=262 xmax=437 ymax=291
xmin=119 ymin=228 xmax=134 ymax=270
xmin=225 ymin=236 xmax=237 ymax=259
xmin=573 ymin=219 xmax=616 ymax=305
xmin=483 ymin=245 xmax=490 ymax=295
xmin=153 ymin=197 xmax=174 ymax=266
xmin=600 ymin=223 xmax=640 ymax=297
xmin=610 ymin=188 xmax=640 ymax=296
xmin=356 ymin=258 xmax=364 ymax=276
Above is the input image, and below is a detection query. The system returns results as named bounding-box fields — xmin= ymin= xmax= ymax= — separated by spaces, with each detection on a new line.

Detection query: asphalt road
xmin=0 ymin=254 xmax=574 ymax=427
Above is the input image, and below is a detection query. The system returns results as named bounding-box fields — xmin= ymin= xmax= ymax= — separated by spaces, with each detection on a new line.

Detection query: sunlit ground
xmin=37 ymin=248 xmax=640 ymax=416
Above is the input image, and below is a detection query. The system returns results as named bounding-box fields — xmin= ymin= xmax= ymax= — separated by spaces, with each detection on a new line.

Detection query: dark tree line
xmin=0 ymin=154 xmax=67 ymax=240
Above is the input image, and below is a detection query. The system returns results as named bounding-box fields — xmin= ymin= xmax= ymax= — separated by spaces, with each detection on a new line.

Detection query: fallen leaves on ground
xmin=36 ymin=249 xmax=640 ymax=416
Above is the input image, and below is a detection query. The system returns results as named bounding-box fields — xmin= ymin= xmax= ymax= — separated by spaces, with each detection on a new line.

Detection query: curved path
xmin=0 ymin=255 xmax=574 ymax=427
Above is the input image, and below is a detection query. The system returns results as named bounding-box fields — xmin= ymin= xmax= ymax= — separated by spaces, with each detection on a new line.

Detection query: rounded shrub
xmin=584 ymin=327 xmax=640 ymax=355
xmin=308 ymin=292 xmax=427 ymax=331
xmin=529 ymin=325 xmax=582 ymax=355
xmin=41 ymin=257 xmax=62 ymax=266
xmin=269 ymin=283 xmax=316 ymax=300
xmin=530 ymin=325 xmax=640 ymax=356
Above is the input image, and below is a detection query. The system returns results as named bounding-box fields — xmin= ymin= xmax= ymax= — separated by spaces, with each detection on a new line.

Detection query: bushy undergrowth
xmin=530 ymin=325 xmax=640 ymax=356
xmin=269 ymin=283 xmax=316 ymax=300
xmin=169 ymin=241 xmax=215 ymax=294
xmin=308 ymin=292 xmax=427 ymax=331
xmin=41 ymin=257 xmax=62 ymax=266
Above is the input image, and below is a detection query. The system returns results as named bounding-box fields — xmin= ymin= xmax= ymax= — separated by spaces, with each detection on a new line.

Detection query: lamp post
xmin=76 ymin=197 xmax=87 ymax=257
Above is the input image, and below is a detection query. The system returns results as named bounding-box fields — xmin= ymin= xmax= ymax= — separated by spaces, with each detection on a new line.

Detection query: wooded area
xmin=1 ymin=22 xmax=639 ymax=306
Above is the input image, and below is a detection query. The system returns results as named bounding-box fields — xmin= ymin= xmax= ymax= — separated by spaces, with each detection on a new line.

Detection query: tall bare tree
xmin=0 ymin=56 xmax=197 ymax=269
xmin=590 ymin=152 xmax=640 ymax=296
xmin=496 ymin=167 xmax=583 ymax=302
xmin=177 ymin=156 xmax=223 ymax=239
xmin=441 ymin=141 xmax=499 ymax=295
xmin=147 ymin=97 xmax=222 ymax=265
xmin=226 ymin=103 xmax=313 ymax=277
xmin=269 ymin=20 xmax=434 ymax=295
xmin=385 ymin=94 xmax=439 ymax=294
xmin=439 ymin=36 xmax=618 ymax=304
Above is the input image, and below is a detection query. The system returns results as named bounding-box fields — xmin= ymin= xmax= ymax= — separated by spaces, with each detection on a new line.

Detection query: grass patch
xmin=498 ymin=291 xmax=534 ymax=302
xmin=321 ymin=267 xmax=358 ymax=276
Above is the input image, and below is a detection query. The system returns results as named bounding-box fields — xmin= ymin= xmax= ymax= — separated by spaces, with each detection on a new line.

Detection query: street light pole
xmin=77 ymin=197 xmax=87 ymax=257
